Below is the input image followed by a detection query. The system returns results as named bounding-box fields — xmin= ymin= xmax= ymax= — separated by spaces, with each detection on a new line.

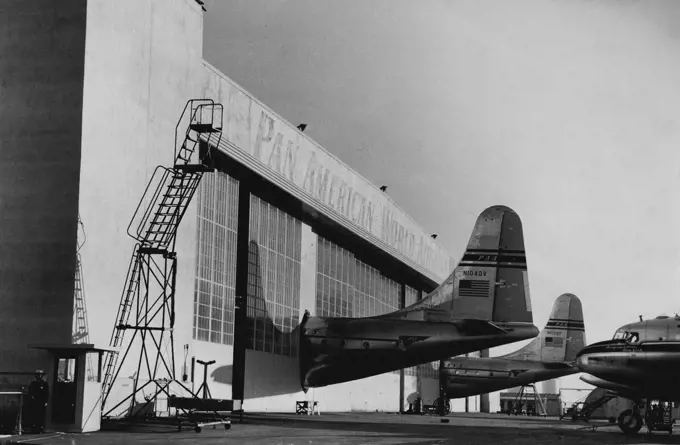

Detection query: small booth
xmin=29 ymin=343 xmax=116 ymax=433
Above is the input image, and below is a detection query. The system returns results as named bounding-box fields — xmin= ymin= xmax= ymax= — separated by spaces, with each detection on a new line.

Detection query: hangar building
xmin=0 ymin=0 xmax=485 ymax=413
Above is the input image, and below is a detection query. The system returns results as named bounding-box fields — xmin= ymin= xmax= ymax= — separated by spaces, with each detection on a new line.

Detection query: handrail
xmin=173 ymin=99 xmax=215 ymax=162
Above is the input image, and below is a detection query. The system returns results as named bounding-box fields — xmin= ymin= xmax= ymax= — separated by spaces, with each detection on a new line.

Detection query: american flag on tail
xmin=544 ymin=336 xmax=564 ymax=347
xmin=459 ymin=280 xmax=490 ymax=298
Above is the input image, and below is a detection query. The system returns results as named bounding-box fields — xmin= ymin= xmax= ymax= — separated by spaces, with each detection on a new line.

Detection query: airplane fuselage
xmin=299 ymin=312 xmax=539 ymax=390
xmin=577 ymin=339 xmax=680 ymax=401
xmin=298 ymin=205 xmax=539 ymax=391
xmin=442 ymin=357 xmax=577 ymax=398
xmin=574 ymin=317 xmax=680 ymax=434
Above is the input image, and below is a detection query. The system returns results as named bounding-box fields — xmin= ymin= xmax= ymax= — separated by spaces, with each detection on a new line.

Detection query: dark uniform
xmin=27 ymin=371 xmax=49 ymax=433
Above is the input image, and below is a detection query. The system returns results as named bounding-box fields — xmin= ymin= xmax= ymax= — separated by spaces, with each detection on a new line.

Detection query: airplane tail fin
xmin=501 ymin=293 xmax=586 ymax=362
xmin=399 ymin=205 xmax=533 ymax=325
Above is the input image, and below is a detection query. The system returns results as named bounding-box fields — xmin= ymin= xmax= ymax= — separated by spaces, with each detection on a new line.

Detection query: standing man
xmin=27 ymin=370 xmax=49 ymax=433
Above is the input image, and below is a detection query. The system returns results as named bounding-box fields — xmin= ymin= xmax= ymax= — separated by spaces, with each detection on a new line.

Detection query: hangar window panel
xmin=405 ymin=285 xmax=418 ymax=307
xmin=246 ymin=195 xmax=302 ymax=357
xmin=212 ymin=228 xmax=226 ymax=285
xmin=258 ymin=200 xmax=268 ymax=245
xmin=195 ymin=281 xmax=212 ymax=342
xmin=294 ymin=261 xmax=301 ymax=308
xmin=418 ymin=361 xmax=439 ymax=380
xmin=278 ymin=212 xmax=287 ymax=253
xmin=226 ymin=231 xmax=237 ymax=288
xmin=316 ymin=239 xmax=354 ymax=318
xmin=193 ymin=172 xmax=239 ymax=345
xmin=223 ymin=287 xmax=235 ymax=345
xmin=315 ymin=275 xmax=323 ymax=314
xmin=316 ymin=237 xmax=401 ymax=320
xmin=314 ymin=236 xmax=406 ymax=373
xmin=404 ymin=285 xmax=420 ymax=376
xmin=328 ymin=243 xmax=335 ymax=278
xmin=209 ymin=283 xmax=225 ymax=344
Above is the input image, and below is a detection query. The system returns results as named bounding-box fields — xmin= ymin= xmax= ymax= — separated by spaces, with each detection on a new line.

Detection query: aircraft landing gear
xmin=618 ymin=407 xmax=643 ymax=435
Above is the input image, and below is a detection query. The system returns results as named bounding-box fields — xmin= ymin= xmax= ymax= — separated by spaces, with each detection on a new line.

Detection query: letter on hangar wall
xmin=201 ymin=64 xmax=454 ymax=281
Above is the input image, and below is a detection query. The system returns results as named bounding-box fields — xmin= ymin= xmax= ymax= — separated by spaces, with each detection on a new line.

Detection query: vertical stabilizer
xmin=400 ymin=205 xmax=533 ymax=324
xmin=501 ymin=293 xmax=585 ymax=362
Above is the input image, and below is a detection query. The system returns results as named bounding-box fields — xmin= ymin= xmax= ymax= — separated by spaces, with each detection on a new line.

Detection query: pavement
xmin=2 ymin=412 xmax=680 ymax=445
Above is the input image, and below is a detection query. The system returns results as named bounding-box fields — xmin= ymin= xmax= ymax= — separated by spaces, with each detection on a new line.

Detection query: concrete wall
xmin=242 ymin=350 xmax=305 ymax=411
xmin=0 ymin=0 xmax=87 ymax=376
xmin=314 ymin=373 xmax=401 ymax=412
xmin=449 ymin=393 xmax=482 ymax=413
xmin=489 ymin=392 xmax=501 ymax=413
xmin=78 ymin=0 xmax=205 ymax=410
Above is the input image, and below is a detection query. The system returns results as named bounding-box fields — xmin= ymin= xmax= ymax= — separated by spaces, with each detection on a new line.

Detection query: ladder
xmin=73 ymin=220 xmax=95 ymax=381
xmin=72 ymin=254 xmax=89 ymax=343
xmin=101 ymin=248 xmax=142 ymax=394
xmin=580 ymin=391 xmax=616 ymax=420
xmin=101 ymin=99 xmax=223 ymax=412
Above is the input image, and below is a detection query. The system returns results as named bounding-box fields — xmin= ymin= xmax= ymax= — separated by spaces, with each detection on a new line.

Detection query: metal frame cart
xmin=645 ymin=401 xmax=674 ymax=435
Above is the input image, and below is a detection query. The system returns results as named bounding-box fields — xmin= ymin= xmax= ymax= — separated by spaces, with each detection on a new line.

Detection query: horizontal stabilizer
xmin=455 ymin=319 xmax=508 ymax=336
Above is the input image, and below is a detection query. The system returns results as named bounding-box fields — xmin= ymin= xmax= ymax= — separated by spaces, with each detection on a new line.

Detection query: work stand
xmin=196 ymin=360 xmax=216 ymax=399
xmin=508 ymin=384 xmax=547 ymax=417
xmin=99 ymin=100 xmax=231 ymax=434
xmin=168 ymin=359 xmax=235 ymax=432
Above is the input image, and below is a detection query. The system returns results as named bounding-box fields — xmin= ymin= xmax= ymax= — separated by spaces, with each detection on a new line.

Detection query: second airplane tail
xmin=397 ymin=205 xmax=534 ymax=326
xmin=500 ymin=293 xmax=586 ymax=362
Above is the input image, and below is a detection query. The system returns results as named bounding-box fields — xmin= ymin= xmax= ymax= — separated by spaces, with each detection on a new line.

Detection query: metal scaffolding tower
xmin=509 ymin=384 xmax=548 ymax=416
xmin=101 ymin=100 xmax=224 ymax=419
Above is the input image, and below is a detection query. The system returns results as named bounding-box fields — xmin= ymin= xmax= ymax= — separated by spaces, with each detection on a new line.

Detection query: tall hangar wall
xmin=0 ymin=0 xmax=87 ymax=378
xmin=76 ymin=0 xmax=207 ymax=408
xmin=3 ymin=0 xmax=478 ymax=414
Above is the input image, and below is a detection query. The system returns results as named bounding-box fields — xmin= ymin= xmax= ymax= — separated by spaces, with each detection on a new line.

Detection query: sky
xmin=203 ymin=0 xmax=680 ymax=390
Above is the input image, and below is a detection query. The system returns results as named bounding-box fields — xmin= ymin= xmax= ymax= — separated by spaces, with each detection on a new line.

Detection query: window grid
xmin=417 ymin=361 xmax=439 ymax=379
xmin=193 ymin=172 xmax=239 ymax=345
xmin=404 ymin=285 xmax=420 ymax=377
xmin=246 ymin=195 xmax=302 ymax=357
xmin=316 ymin=237 xmax=402 ymax=319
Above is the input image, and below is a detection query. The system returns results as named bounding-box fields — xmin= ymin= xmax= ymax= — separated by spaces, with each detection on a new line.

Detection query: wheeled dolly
xmin=193 ymin=420 xmax=232 ymax=433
